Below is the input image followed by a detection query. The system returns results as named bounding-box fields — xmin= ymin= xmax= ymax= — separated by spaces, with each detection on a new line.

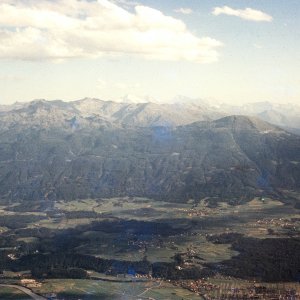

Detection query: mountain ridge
xmin=0 ymin=109 xmax=299 ymax=204
xmin=1 ymin=98 xmax=299 ymax=132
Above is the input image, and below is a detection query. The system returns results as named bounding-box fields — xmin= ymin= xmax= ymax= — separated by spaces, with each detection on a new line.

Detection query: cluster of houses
xmin=255 ymin=217 xmax=299 ymax=235
xmin=173 ymin=278 xmax=218 ymax=297
xmin=179 ymin=207 xmax=211 ymax=218
xmin=172 ymin=277 xmax=300 ymax=300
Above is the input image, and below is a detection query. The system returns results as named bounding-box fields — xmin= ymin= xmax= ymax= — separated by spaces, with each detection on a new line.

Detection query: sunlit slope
xmin=0 ymin=98 xmax=221 ymax=129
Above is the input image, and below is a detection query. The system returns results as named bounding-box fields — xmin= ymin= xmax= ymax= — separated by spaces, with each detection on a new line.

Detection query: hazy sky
xmin=0 ymin=0 xmax=299 ymax=105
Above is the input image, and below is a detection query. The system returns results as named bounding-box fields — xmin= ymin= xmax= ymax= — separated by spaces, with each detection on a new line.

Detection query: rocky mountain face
xmin=0 ymin=99 xmax=299 ymax=203
xmin=1 ymin=98 xmax=299 ymax=132
xmin=0 ymin=98 xmax=223 ymax=129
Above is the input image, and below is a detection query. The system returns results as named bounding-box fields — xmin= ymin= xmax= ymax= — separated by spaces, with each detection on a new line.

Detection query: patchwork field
xmin=45 ymin=279 xmax=204 ymax=299
xmin=0 ymin=193 xmax=300 ymax=299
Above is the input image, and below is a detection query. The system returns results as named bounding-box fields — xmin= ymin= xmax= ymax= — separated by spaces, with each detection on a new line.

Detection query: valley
xmin=0 ymin=194 xmax=300 ymax=299
xmin=0 ymin=99 xmax=300 ymax=299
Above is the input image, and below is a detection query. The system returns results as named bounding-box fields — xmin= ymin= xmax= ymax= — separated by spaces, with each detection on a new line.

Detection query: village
xmin=172 ymin=275 xmax=300 ymax=299
xmin=255 ymin=217 xmax=300 ymax=236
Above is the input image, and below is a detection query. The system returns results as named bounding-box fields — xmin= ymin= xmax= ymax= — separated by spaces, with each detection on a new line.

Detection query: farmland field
xmin=0 ymin=286 xmax=31 ymax=299
xmin=0 ymin=194 xmax=300 ymax=299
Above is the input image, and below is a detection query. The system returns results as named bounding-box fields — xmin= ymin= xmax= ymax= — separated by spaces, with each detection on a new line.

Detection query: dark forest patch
xmin=207 ymin=233 xmax=300 ymax=282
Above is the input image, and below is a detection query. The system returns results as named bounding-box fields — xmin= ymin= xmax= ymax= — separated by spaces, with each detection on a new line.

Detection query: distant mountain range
xmin=1 ymin=98 xmax=299 ymax=132
xmin=0 ymin=98 xmax=222 ymax=129
xmin=0 ymin=98 xmax=299 ymax=203
xmin=219 ymin=101 xmax=300 ymax=134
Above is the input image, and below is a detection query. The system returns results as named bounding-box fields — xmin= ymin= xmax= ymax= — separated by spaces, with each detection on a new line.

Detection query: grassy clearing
xmin=0 ymin=287 xmax=31 ymax=299
xmin=55 ymin=197 xmax=193 ymax=221
xmin=16 ymin=237 xmax=39 ymax=244
xmin=36 ymin=217 xmax=94 ymax=229
xmin=30 ymin=279 xmax=203 ymax=300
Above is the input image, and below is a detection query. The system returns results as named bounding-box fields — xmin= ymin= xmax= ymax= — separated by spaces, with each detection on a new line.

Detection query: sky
xmin=0 ymin=0 xmax=299 ymax=105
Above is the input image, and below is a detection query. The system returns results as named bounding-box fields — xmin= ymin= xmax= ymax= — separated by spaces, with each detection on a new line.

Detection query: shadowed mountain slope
xmin=0 ymin=104 xmax=299 ymax=203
